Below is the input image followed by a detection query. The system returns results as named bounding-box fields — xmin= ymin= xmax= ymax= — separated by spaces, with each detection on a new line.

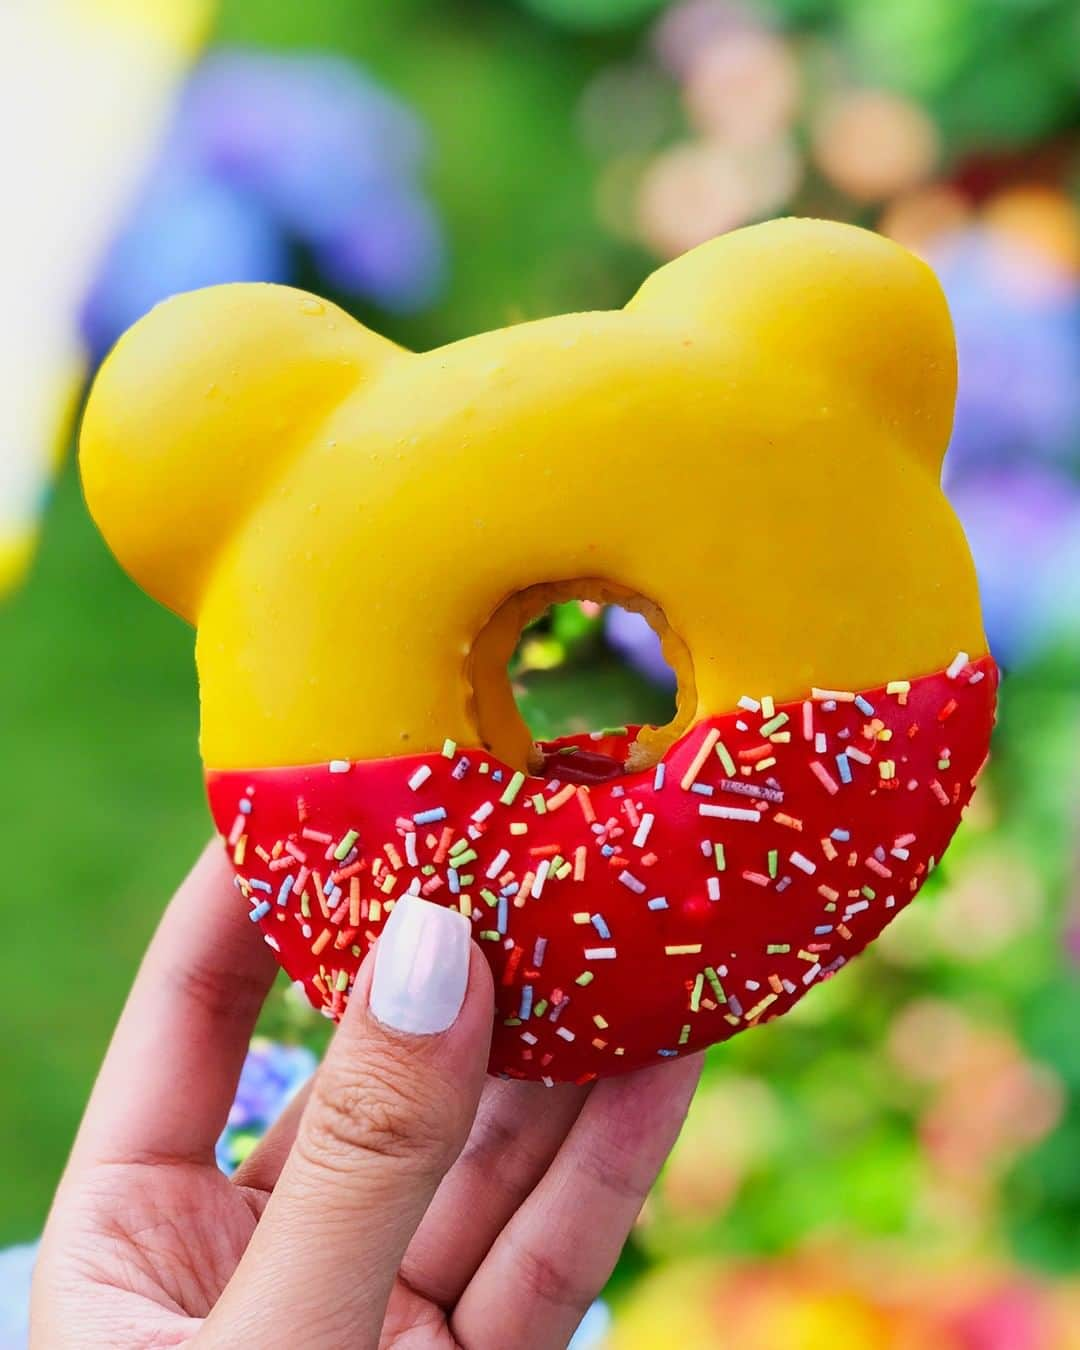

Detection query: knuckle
xmin=514 ymin=1242 xmax=595 ymax=1315
xmin=301 ymin=1055 xmax=453 ymax=1179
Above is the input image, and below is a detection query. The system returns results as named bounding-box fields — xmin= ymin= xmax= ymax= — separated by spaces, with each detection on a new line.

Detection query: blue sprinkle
xmin=648 ymin=897 xmax=669 ymax=911
xmin=653 ymin=763 xmax=666 ymax=791
xmin=519 ymin=985 xmax=534 ymax=1020
xmin=323 ymin=874 xmax=335 ymax=895
xmin=854 ymin=695 xmax=875 ymax=715
xmin=239 ymin=799 xmax=252 ymax=815
xmin=276 ymin=876 xmax=294 ymax=907
xmin=492 ymin=769 xmax=504 ymax=782
xmin=249 ymin=900 xmax=271 ymax=922
xmin=497 ymin=896 xmax=508 ymax=935
xmin=448 ymin=869 xmax=460 ymax=894
xmin=249 ymin=879 xmax=272 ymax=894
xmin=501 ymin=882 xmax=519 ymax=897
xmin=533 ymin=937 xmax=547 ymax=966
xmin=831 ymin=828 xmax=851 ymax=841
xmin=591 ymin=914 xmax=611 ymax=939
xmin=814 ymin=924 xmax=834 ymax=935
xmin=691 ymin=782 xmax=714 ymax=797
xmin=835 ymin=753 xmax=852 ymax=785
xmin=657 ymin=1048 xmax=678 ymax=1057
xmin=414 ymin=807 xmax=448 ymax=825
xmin=601 ymin=844 xmax=615 ymax=857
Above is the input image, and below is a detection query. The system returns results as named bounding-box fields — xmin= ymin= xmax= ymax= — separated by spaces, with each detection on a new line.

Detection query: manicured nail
xmin=370 ymin=896 xmax=471 ymax=1034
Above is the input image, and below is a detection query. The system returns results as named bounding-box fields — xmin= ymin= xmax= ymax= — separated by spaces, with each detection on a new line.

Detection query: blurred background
xmin=2 ymin=0 xmax=1080 ymax=1344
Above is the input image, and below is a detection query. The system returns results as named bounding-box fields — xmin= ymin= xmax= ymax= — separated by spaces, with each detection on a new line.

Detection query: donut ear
xmin=80 ymin=284 xmax=400 ymax=622
xmin=627 ymin=217 xmax=956 ymax=472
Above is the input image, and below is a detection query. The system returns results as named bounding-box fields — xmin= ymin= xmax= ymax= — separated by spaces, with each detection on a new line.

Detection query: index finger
xmin=71 ymin=841 xmax=279 ymax=1169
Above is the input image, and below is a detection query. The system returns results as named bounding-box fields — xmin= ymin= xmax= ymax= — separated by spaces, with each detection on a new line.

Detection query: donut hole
xmin=467 ymin=580 xmax=695 ymax=780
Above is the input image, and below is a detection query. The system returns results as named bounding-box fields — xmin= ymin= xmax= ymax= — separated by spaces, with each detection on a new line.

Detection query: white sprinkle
xmin=790 ymin=851 xmax=816 ymax=875
xmin=329 ymin=759 xmax=351 ymax=774
xmin=802 ymin=964 xmax=822 ymax=985
xmin=845 ymin=900 xmax=870 ymax=916
xmin=404 ymin=833 xmax=419 ymax=867
xmin=472 ymin=801 xmax=494 ymax=823
xmin=814 ymin=732 xmax=827 ymax=754
xmin=583 ymin=947 xmax=617 ymax=960
xmin=486 ymin=848 xmax=510 ymax=879
xmin=698 ymin=804 xmax=760 ymax=822
xmin=653 ymin=763 xmax=666 ymax=790
xmin=407 ymin=764 xmax=432 ymax=791
xmin=737 ymin=695 xmax=761 ymax=712
xmin=707 ymin=876 xmax=721 ymax=901
xmin=632 ymin=813 xmax=655 ymax=848
xmin=531 ymin=860 xmax=551 ymax=899
xmin=555 ymin=1027 xmax=576 ymax=1042
xmin=618 ymin=869 xmax=646 ymax=894
xmin=846 ymin=746 xmax=872 ymax=765
xmin=946 ymin=650 xmax=970 ymax=680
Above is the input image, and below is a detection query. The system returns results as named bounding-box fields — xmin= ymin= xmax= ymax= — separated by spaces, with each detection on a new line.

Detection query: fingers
xmin=400 ymin=1078 xmax=589 ymax=1308
xmin=72 ymin=841 xmax=279 ymax=1169
xmin=452 ymin=1053 xmax=703 ymax=1350
xmin=205 ymin=897 xmax=493 ymax=1350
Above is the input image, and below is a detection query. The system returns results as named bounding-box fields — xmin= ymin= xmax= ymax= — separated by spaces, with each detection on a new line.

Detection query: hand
xmin=32 ymin=845 xmax=701 ymax=1348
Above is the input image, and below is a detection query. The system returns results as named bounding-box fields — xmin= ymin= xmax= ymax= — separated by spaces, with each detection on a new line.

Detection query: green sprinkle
xmin=479 ymin=929 xmax=500 ymax=941
xmin=690 ymin=972 xmax=704 ymax=1012
xmin=500 ymin=771 xmax=526 ymax=806
xmin=452 ymin=848 xmax=478 ymax=867
xmin=715 ymin=741 xmax=736 ymax=776
xmin=600 ymin=725 xmax=628 ymax=737
xmin=861 ymin=885 xmax=876 ymax=900
xmin=333 ymin=829 xmax=360 ymax=861
xmin=531 ymin=794 xmax=547 ymax=815
xmin=480 ymin=888 xmax=499 ymax=908
xmin=678 ymin=1023 xmax=691 ymax=1045
xmin=714 ymin=843 xmax=726 ymax=871
xmin=459 ymin=873 xmax=474 ymax=885
xmin=760 ymin=712 xmax=789 ymax=737
xmin=704 ymin=966 xmax=727 ymax=1003
xmin=503 ymin=1017 xmax=522 ymax=1026
xmin=575 ymin=971 xmax=595 ymax=986
xmin=555 ymin=862 xmax=572 ymax=881
xmin=441 ymin=738 xmax=457 ymax=758
xmin=533 ymin=998 xmax=549 ymax=1018
xmin=767 ymin=943 xmax=791 ymax=955
xmin=767 ymin=849 xmax=778 ymax=878
xmin=937 ymin=757 xmax=950 ymax=770
xmin=421 ymin=864 xmax=435 ymax=876
xmin=449 ymin=837 xmax=470 ymax=857
xmin=350 ymin=944 xmax=362 ymax=957
xmin=335 ymin=970 xmax=349 ymax=991
xmin=480 ymin=762 xmax=490 ymax=774
xmin=300 ymin=892 xmax=311 ymax=919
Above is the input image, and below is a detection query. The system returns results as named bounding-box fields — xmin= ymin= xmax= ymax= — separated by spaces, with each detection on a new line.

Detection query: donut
xmin=80 ymin=217 xmax=996 ymax=1084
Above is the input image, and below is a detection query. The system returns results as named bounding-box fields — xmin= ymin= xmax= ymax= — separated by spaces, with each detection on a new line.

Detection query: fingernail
xmin=370 ymin=896 xmax=471 ymax=1034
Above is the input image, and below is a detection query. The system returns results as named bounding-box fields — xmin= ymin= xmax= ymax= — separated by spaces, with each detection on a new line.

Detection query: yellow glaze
xmin=80 ymin=218 xmax=987 ymax=772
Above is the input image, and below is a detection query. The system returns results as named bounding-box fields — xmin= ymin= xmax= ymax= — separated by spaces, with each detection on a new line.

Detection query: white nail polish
xmin=370 ymin=896 xmax=470 ymax=1034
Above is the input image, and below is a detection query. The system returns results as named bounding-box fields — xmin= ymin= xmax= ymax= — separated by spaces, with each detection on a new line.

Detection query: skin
xmin=31 ymin=845 xmax=701 ymax=1348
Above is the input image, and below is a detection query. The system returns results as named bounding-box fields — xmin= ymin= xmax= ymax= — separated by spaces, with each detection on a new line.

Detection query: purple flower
xmin=947 ymin=466 xmax=1080 ymax=668
xmin=216 ymin=1037 xmax=318 ymax=1175
xmin=933 ymin=228 xmax=1080 ymax=483
xmin=605 ymin=606 xmax=677 ymax=690
xmin=82 ymin=49 xmax=445 ymax=361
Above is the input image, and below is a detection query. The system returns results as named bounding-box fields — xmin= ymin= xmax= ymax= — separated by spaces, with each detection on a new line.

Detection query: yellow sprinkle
xmin=665 ymin=943 xmax=704 ymax=956
xmin=509 ymin=822 xmax=528 ymax=836
xmin=593 ymin=1013 xmax=609 ymax=1029
xmin=681 ymin=728 xmax=721 ymax=790
xmin=573 ymin=911 xmax=591 ymax=924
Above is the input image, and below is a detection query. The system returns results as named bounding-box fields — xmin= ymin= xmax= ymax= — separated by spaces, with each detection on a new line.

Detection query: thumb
xmin=205 ymin=897 xmax=494 ymax=1349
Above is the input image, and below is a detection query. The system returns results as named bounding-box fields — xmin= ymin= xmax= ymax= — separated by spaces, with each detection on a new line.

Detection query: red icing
xmin=207 ymin=658 xmax=997 ymax=1083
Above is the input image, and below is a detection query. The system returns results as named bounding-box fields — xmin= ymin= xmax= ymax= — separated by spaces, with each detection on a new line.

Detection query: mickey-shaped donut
xmin=81 ymin=218 xmax=996 ymax=1084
